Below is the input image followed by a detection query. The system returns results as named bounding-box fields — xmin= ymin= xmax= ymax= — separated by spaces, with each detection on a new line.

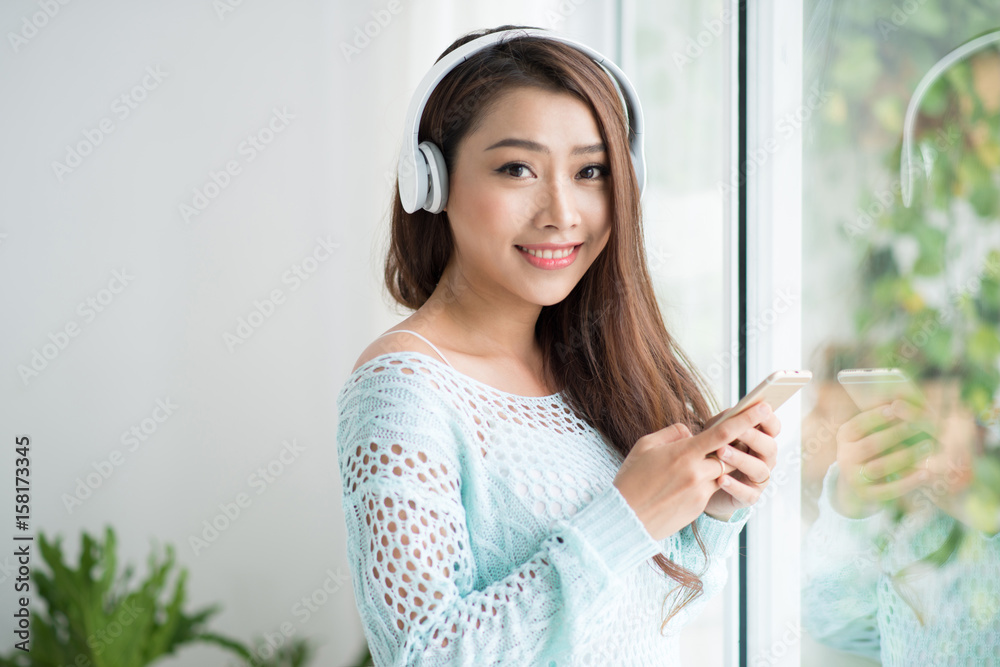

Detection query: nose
xmin=534 ymin=175 xmax=581 ymax=229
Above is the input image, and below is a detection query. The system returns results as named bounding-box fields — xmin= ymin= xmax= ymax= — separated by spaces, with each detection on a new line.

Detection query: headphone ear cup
xmin=418 ymin=141 xmax=449 ymax=213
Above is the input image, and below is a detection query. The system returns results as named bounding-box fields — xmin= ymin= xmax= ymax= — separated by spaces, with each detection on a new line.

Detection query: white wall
xmin=0 ymin=1 xmax=615 ymax=664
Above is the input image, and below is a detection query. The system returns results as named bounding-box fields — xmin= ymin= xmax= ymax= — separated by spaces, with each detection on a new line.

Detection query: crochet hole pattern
xmin=343 ymin=356 xmax=605 ymax=648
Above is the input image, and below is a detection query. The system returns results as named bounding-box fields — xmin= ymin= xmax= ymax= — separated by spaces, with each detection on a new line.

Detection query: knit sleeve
xmin=801 ymin=461 xmax=887 ymax=661
xmin=650 ymin=502 xmax=751 ymax=617
xmin=336 ymin=362 xmax=664 ymax=666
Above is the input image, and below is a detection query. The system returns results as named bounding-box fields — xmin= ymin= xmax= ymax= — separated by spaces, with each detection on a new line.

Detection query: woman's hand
xmin=833 ymin=400 xmax=937 ymax=518
xmin=703 ymin=404 xmax=781 ymax=521
xmin=613 ymin=403 xmax=774 ymax=541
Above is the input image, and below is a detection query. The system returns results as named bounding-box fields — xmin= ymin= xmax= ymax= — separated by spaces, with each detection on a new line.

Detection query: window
xmin=623 ymin=0 xmax=739 ymax=663
xmin=731 ymin=1 xmax=1000 ymax=664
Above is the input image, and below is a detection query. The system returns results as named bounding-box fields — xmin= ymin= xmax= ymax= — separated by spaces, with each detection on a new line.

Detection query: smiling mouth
xmin=514 ymin=244 xmax=582 ymax=259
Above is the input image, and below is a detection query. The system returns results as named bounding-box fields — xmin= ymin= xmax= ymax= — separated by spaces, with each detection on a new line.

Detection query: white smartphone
xmin=836 ymin=368 xmax=925 ymax=411
xmin=716 ymin=370 xmax=813 ymax=423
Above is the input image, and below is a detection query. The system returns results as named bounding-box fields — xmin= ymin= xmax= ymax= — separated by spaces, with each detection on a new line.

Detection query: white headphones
xmin=397 ymin=27 xmax=646 ymax=214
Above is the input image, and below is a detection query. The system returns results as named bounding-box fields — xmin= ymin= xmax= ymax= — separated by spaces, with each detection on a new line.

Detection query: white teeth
xmin=518 ymin=245 xmax=576 ymax=259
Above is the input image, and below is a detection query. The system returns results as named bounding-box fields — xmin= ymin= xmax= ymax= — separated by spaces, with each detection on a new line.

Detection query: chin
xmin=530 ymin=288 xmax=575 ymax=308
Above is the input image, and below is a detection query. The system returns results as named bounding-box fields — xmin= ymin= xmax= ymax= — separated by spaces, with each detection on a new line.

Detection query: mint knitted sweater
xmin=336 ymin=351 xmax=752 ymax=666
xmin=803 ymin=462 xmax=1000 ymax=665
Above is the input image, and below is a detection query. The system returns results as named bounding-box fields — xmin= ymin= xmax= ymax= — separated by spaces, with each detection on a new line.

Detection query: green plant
xmin=846 ymin=44 xmax=1000 ymax=414
xmin=240 ymin=635 xmax=317 ymax=667
xmin=811 ymin=8 xmax=1000 ymax=536
xmin=0 ymin=527 xmax=315 ymax=667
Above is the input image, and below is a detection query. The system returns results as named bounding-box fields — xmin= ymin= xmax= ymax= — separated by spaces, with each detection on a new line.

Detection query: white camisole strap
xmin=375 ymin=329 xmax=454 ymax=368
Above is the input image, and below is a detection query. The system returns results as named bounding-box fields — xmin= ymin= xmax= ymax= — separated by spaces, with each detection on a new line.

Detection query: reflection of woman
xmin=336 ymin=25 xmax=781 ymax=665
xmin=802 ymin=395 xmax=1000 ymax=665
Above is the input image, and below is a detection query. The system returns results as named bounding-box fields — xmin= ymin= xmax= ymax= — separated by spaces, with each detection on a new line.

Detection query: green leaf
xmin=967 ymin=324 xmax=1000 ymax=364
xmin=0 ymin=527 xmax=266 ymax=667
xmin=912 ymin=226 xmax=947 ymax=275
xmin=968 ymin=181 xmax=1000 ymax=217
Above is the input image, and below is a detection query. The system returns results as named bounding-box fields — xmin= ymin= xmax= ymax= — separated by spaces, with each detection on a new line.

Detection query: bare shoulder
xmin=351 ymin=329 xmax=448 ymax=373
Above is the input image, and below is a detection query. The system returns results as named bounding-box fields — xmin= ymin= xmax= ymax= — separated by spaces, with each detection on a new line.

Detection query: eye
xmin=496 ymin=162 xmax=533 ymax=179
xmin=579 ymin=164 xmax=610 ymax=180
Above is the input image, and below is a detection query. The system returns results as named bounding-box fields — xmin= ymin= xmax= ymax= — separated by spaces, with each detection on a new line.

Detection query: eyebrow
xmin=484 ymin=138 xmax=606 ymax=156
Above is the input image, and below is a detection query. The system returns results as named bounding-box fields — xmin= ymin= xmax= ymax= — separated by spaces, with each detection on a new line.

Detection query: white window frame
xmin=619 ymin=0 xmax=804 ymax=662
xmin=739 ymin=2 xmax=804 ymax=666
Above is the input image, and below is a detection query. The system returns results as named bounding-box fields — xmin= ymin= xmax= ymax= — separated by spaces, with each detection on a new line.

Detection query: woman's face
xmin=442 ymin=85 xmax=613 ymax=309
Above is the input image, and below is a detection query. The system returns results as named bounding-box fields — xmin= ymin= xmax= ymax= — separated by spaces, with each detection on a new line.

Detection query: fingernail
xmin=720 ymin=475 xmax=731 ymax=487
xmin=882 ymin=404 xmax=895 ymax=419
xmin=720 ymin=447 xmax=732 ymax=461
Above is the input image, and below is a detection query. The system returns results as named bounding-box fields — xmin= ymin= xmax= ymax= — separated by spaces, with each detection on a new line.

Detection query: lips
xmin=515 ymin=244 xmax=581 ymax=259
xmin=515 ymin=243 xmax=582 ymax=269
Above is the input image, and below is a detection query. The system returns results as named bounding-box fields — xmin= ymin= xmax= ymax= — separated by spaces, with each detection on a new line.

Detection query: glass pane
xmin=800 ymin=2 xmax=1000 ymax=664
xmin=629 ymin=0 xmax=731 ymax=664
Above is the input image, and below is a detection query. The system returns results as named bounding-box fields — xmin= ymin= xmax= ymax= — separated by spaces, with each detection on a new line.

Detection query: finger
xmin=741 ymin=424 xmax=778 ymax=457
xmin=649 ymin=423 xmax=692 ymax=446
xmin=860 ymin=438 xmax=938 ymax=480
xmin=716 ymin=474 xmax=761 ymax=506
xmin=724 ymin=427 xmax=777 ymax=468
xmin=756 ymin=410 xmax=781 ymax=438
xmin=886 ymin=400 xmax=938 ymax=439
xmin=855 ymin=465 xmax=930 ymax=504
xmin=717 ymin=443 xmax=771 ymax=484
xmin=704 ymin=403 xmax=772 ymax=453
xmin=839 ymin=404 xmax=897 ymax=442
xmin=854 ymin=420 xmax=930 ymax=464
xmin=703 ymin=452 xmax=729 ymax=481
xmin=703 ymin=411 xmax=723 ymax=430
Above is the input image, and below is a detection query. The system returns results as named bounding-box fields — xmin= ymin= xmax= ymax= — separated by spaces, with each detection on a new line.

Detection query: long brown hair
xmin=383 ymin=24 xmax=719 ymax=631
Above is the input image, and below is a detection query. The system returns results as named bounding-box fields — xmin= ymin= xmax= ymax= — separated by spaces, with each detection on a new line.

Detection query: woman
xmin=337 ymin=25 xmax=780 ymax=666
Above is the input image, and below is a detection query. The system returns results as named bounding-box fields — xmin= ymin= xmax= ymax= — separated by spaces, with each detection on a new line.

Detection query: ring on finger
xmin=708 ymin=453 xmax=726 ymax=479
xmin=859 ymin=463 xmax=875 ymax=483
xmin=750 ymin=468 xmax=771 ymax=485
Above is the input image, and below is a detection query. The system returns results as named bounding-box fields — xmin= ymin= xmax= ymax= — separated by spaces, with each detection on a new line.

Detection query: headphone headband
xmin=398 ymin=27 xmax=646 ymax=214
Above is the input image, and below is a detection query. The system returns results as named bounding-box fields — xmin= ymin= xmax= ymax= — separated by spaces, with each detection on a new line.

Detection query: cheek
xmin=592 ymin=218 xmax=612 ymax=254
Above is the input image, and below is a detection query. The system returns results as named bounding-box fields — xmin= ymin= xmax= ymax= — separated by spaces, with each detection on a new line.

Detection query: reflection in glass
xmin=799 ymin=2 xmax=1000 ymax=664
